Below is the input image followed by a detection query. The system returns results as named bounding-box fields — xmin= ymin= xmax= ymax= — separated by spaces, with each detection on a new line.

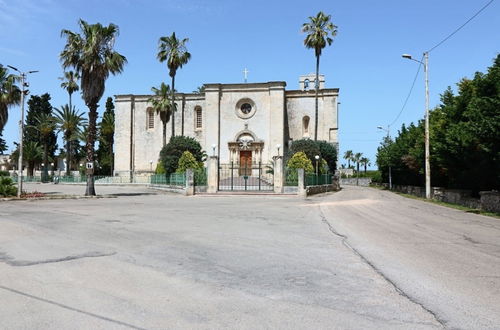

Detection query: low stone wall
xmin=479 ymin=191 xmax=500 ymax=213
xmin=340 ymin=177 xmax=372 ymax=186
xmin=305 ymin=184 xmax=336 ymax=196
xmin=390 ymin=184 xmax=499 ymax=213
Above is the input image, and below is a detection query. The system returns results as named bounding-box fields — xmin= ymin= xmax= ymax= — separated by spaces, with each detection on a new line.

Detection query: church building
xmin=113 ymin=74 xmax=339 ymax=177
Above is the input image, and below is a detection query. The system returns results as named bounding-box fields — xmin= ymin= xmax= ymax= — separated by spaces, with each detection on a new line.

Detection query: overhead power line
xmin=389 ymin=55 xmax=423 ymax=128
xmin=427 ymin=0 xmax=495 ymax=53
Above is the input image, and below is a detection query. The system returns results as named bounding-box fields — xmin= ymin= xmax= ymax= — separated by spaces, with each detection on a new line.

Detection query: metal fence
xmin=150 ymin=173 xmax=186 ymax=186
xmin=306 ymin=173 xmax=333 ymax=186
xmin=218 ymin=162 xmax=273 ymax=191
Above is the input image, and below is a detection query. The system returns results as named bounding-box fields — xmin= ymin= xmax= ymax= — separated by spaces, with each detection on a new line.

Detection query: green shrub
xmin=0 ymin=176 xmax=17 ymax=197
xmin=155 ymin=162 xmax=166 ymax=174
xmin=176 ymin=151 xmax=200 ymax=173
xmin=159 ymin=136 xmax=205 ymax=175
xmin=317 ymin=140 xmax=337 ymax=172
xmin=288 ymin=139 xmax=320 ymax=162
xmin=287 ymin=152 xmax=314 ymax=173
xmin=0 ymin=170 xmax=9 ymax=176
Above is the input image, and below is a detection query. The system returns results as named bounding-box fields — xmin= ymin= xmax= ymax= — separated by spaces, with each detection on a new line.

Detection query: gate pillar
xmin=185 ymin=168 xmax=194 ymax=196
xmin=273 ymin=156 xmax=284 ymax=193
xmin=207 ymin=156 xmax=218 ymax=193
xmin=298 ymin=168 xmax=306 ymax=197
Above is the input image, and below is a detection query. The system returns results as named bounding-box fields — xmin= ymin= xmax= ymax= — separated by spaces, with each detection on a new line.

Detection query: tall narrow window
xmin=303 ymin=116 xmax=310 ymax=137
xmin=147 ymin=107 xmax=154 ymax=129
xmin=195 ymin=106 xmax=202 ymax=129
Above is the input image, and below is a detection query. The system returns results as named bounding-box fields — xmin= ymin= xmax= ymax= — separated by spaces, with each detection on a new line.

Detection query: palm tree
xmin=353 ymin=152 xmax=362 ymax=184
xmin=302 ymin=12 xmax=337 ymax=141
xmin=157 ymin=32 xmax=191 ymax=137
xmin=32 ymin=112 xmax=57 ymax=182
xmin=360 ymin=157 xmax=370 ymax=174
xmin=192 ymin=85 xmax=205 ymax=94
xmin=343 ymin=150 xmax=353 ymax=168
xmin=54 ymin=104 xmax=87 ymax=176
xmin=148 ymin=82 xmax=173 ymax=146
xmin=16 ymin=141 xmax=43 ymax=177
xmin=98 ymin=110 xmax=114 ymax=175
xmin=0 ymin=65 xmax=21 ymax=132
xmin=59 ymin=70 xmax=80 ymax=110
xmin=60 ymin=19 xmax=127 ymax=195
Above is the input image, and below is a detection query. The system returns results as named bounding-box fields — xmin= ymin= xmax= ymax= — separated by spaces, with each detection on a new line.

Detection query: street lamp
xmin=7 ymin=65 xmax=38 ymax=197
xmin=149 ymin=159 xmax=153 ymax=171
xmin=402 ymin=52 xmax=431 ymax=199
xmin=276 ymin=144 xmax=281 ymax=157
xmin=377 ymin=125 xmax=392 ymax=190
xmin=211 ymin=144 xmax=217 ymax=157
xmin=314 ymin=155 xmax=320 ymax=182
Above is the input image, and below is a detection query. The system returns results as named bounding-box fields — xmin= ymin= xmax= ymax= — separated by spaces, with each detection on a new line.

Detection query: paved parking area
xmin=0 ymin=186 xmax=440 ymax=329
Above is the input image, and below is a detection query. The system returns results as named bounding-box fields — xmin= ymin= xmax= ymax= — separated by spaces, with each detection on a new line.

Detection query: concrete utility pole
xmin=402 ymin=53 xmax=431 ymax=199
xmin=7 ymin=65 xmax=38 ymax=197
xmin=377 ymin=125 xmax=392 ymax=190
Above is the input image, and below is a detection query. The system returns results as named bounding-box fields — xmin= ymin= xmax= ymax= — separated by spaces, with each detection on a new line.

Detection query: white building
xmin=114 ymin=74 xmax=339 ymax=177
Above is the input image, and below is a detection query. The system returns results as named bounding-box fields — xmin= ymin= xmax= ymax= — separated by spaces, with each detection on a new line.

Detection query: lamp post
xmin=211 ymin=144 xmax=217 ymax=157
xmin=315 ymin=155 xmax=320 ymax=184
xmin=402 ymin=53 xmax=431 ymax=199
xmin=7 ymin=65 xmax=38 ymax=197
xmin=276 ymin=144 xmax=281 ymax=157
xmin=377 ymin=125 xmax=392 ymax=190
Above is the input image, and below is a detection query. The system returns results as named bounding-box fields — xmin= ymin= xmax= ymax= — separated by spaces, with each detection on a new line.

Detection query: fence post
xmin=297 ymin=168 xmax=306 ymax=197
xmin=273 ymin=156 xmax=284 ymax=193
xmin=207 ymin=156 xmax=218 ymax=193
xmin=185 ymin=168 xmax=194 ymax=196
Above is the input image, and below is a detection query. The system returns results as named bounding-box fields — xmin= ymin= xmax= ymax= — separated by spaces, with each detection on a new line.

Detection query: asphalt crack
xmin=317 ymin=204 xmax=448 ymax=328
xmin=0 ymin=251 xmax=116 ymax=267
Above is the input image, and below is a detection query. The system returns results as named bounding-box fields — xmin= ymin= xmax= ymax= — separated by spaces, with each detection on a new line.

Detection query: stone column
xmin=273 ymin=156 xmax=284 ymax=193
xmin=185 ymin=168 xmax=194 ymax=196
xmin=207 ymin=156 xmax=218 ymax=193
xmin=297 ymin=168 xmax=306 ymax=197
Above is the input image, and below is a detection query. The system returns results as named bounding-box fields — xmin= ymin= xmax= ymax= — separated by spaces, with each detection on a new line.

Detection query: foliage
xmin=32 ymin=111 xmax=57 ymax=181
xmin=176 ymin=151 xmax=200 ymax=173
xmin=343 ymin=150 xmax=353 ymax=168
xmin=155 ymin=162 xmax=165 ymax=174
xmin=288 ymin=139 xmax=337 ymax=172
xmin=96 ymin=97 xmax=115 ymax=175
xmin=149 ymin=83 xmax=173 ymax=146
xmin=192 ymin=85 xmax=205 ymax=94
xmin=157 ymin=32 xmax=191 ymax=137
xmin=60 ymin=19 xmax=127 ymax=195
xmin=59 ymin=70 xmax=80 ymax=108
xmin=159 ymin=136 xmax=204 ymax=175
xmin=25 ymin=94 xmax=58 ymax=159
xmin=0 ymin=175 xmax=17 ymax=197
xmin=287 ymin=152 xmax=314 ymax=173
xmin=376 ymin=55 xmax=500 ymax=193
xmin=54 ymin=104 xmax=86 ymax=175
xmin=302 ymin=12 xmax=337 ymax=140
xmin=288 ymin=138 xmax=320 ymax=162
xmin=0 ymin=130 xmax=7 ymax=154
xmin=0 ymin=64 xmax=21 ymax=132
xmin=317 ymin=140 xmax=337 ymax=172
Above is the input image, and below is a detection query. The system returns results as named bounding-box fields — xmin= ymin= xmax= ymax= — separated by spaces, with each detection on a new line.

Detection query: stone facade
xmin=114 ymin=76 xmax=339 ymax=176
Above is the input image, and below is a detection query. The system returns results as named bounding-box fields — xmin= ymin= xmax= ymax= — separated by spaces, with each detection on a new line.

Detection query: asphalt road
xmin=0 ymin=184 xmax=497 ymax=329
xmin=320 ymin=186 xmax=500 ymax=329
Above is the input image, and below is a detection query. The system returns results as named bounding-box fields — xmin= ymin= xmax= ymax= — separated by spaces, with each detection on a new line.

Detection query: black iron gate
xmin=218 ymin=162 xmax=274 ymax=191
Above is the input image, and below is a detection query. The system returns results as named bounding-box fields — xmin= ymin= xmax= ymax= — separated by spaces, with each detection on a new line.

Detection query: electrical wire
xmin=389 ymin=54 xmax=423 ymax=128
xmin=427 ymin=0 xmax=495 ymax=53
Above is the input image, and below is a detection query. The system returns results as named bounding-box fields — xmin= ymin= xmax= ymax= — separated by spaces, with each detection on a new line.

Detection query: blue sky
xmin=1 ymin=0 xmax=498 ymax=168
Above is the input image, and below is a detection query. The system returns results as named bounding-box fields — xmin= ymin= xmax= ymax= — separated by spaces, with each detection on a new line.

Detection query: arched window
xmin=146 ymin=107 xmax=155 ymax=129
xmin=195 ymin=106 xmax=202 ymax=129
xmin=302 ymin=116 xmax=310 ymax=137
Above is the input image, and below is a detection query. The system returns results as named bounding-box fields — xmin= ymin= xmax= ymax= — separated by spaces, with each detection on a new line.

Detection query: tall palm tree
xmin=98 ymin=110 xmax=114 ymax=175
xmin=59 ymin=70 xmax=80 ymax=109
xmin=32 ymin=112 xmax=57 ymax=182
xmin=353 ymin=152 xmax=362 ymax=184
xmin=15 ymin=141 xmax=43 ymax=177
xmin=302 ymin=12 xmax=337 ymax=141
xmin=0 ymin=65 xmax=21 ymax=132
xmin=360 ymin=157 xmax=370 ymax=174
xmin=148 ymin=82 xmax=173 ymax=146
xmin=54 ymin=104 xmax=87 ymax=176
xmin=60 ymin=19 xmax=127 ymax=195
xmin=343 ymin=150 xmax=353 ymax=168
xmin=157 ymin=32 xmax=191 ymax=137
